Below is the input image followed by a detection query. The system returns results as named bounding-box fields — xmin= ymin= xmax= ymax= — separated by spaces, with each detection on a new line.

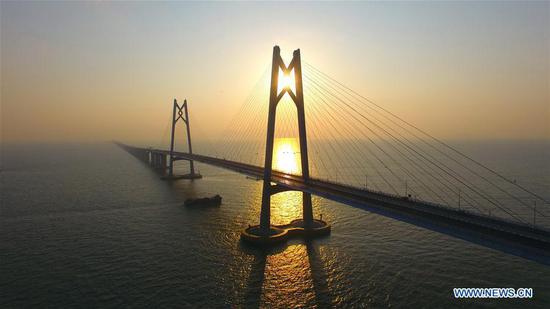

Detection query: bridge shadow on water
xmin=239 ymin=239 xmax=334 ymax=308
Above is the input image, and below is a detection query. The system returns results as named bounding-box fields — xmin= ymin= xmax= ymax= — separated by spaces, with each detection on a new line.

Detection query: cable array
xmin=301 ymin=61 xmax=549 ymax=227
xmin=155 ymin=61 xmax=549 ymax=229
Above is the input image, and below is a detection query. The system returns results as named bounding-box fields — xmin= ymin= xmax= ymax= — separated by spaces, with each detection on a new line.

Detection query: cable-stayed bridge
xmin=118 ymin=46 xmax=550 ymax=265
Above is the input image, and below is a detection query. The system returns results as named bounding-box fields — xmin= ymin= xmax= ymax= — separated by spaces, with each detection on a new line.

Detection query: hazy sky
xmin=1 ymin=1 xmax=548 ymax=143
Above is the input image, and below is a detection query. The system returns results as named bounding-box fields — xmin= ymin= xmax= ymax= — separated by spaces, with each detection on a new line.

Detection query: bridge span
xmin=116 ymin=46 xmax=549 ymax=265
xmin=117 ymin=142 xmax=550 ymax=265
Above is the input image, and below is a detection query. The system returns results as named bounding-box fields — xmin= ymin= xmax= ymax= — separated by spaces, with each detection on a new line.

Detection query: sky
xmin=1 ymin=1 xmax=549 ymax=144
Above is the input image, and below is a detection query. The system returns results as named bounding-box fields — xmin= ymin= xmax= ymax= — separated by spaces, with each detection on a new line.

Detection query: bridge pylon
xmin=161 ymin=98 xmax=202 ymax=180
xmin=241 ymin=46 xmax=330 ymax=245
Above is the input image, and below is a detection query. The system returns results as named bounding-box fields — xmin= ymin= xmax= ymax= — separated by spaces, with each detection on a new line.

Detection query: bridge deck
xmin=118 ymin=143 xmax=550 ymax=265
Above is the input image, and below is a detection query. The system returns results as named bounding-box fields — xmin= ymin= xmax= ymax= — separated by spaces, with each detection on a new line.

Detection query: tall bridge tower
xmin=162 ymin=99 xmax=202 ymax=180
xmin=241 ymin=46 xmax=330 ymax=244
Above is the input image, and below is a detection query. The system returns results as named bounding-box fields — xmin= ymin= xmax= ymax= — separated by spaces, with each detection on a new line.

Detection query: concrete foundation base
xmin=161 ymin=173 xmax=203 ymax=180
xmin=241 ymin=219 xmax=331 ymax=245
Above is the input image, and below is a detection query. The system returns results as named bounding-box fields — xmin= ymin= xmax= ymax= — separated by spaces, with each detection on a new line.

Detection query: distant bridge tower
xmin=163 ymin=99 xmax=202 ymax=180
xmin=241 ymin=46 xmax=330 ymax=244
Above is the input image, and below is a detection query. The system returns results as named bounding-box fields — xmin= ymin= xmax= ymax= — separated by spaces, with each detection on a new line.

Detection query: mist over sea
xmin=1 ymin=140 xmax=549 ymax=308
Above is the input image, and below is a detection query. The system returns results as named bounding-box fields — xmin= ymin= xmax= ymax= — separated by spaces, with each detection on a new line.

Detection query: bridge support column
xmin=161 ymin=154 xmax=167 ymax=174
xmin=154 ymin=153 xmax=162 ymax=169
xmin=153 ymin=153 xmax=157 ymax=168
xmin=242 ymin=46 xmax=330 ymax=246
xmin=162 ymin=99 xmax=202 ymax=180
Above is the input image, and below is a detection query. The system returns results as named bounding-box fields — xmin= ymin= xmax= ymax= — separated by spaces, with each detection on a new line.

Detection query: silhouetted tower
xmin=259 ymin=46 xmax=313 ymax=234
xmin=167 ymin=98 xmax=201 ymax=179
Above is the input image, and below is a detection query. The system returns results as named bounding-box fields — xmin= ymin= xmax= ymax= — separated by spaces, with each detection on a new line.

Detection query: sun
xmin=277 ymin=70 xmax=296 ymax=95
xmin=280 ymin=73 xmax=293 ymax=89
xmin=273 ymin=138 xmax=300 ymax=175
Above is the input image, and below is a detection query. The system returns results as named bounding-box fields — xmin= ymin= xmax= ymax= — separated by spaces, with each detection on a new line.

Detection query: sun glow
xmin=273 ymin=137 xmax=301 ymax=175
xmin=277 ymin=70 xmax=296 ymax=95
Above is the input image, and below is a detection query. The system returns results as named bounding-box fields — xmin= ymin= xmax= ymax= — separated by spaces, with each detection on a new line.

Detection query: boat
xmin=184 ymin=195 xmax=222 ymax=207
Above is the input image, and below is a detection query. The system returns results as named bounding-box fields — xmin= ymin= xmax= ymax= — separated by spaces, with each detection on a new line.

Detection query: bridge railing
xmin=308 ymin=175 xmax=550 ymax=233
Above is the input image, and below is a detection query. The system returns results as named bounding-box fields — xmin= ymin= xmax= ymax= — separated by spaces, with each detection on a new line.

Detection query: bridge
xmin=118 ymin=46 xmax=550 ymax=265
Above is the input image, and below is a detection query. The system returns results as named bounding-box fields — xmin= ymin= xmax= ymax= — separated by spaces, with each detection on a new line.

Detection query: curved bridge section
xmin=117 ymin=143 xmax=550 ymax=265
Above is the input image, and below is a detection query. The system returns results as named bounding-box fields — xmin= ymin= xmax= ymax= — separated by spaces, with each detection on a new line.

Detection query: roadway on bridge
xmin=120 ymin=144 xmax=550 ymax=265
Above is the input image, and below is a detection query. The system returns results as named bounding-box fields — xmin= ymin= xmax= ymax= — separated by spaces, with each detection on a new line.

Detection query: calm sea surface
xmin=1 ymin=141 xmax=549 ymax=308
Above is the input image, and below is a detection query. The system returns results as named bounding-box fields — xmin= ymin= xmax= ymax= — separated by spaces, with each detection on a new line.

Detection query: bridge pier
xmin=160 ymin=154 xmax=167 ymax=174
xmin=151 ymin=152 xmax=159 ymax=168
xmin=241 ymin=46 xmax=330 ymax=246
xmin=149 ymin=152 xmax=166 ymax=172
xmin=161 ymin=99 xmax=202 ymax=180
xmin=141 ymin=150 xmax=149 ymax=163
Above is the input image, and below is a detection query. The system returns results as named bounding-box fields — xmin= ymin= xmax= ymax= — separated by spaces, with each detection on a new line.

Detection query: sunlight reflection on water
xmin=2 ymin=143 xmax=550 ymax=308
xmin=273 ymin=137 xmax=301 ymax=175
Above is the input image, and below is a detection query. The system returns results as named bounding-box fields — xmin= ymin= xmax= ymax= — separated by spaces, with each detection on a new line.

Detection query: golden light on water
xmin=270 ymin=138 xmax=303 ymax=224
xmin=271 ymin=191 xmax=302 ymax=225
xmin=273 ymin=137 xmax=301 ymax=175
xmin=261 ymin=244 xmax=315 ymax=306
